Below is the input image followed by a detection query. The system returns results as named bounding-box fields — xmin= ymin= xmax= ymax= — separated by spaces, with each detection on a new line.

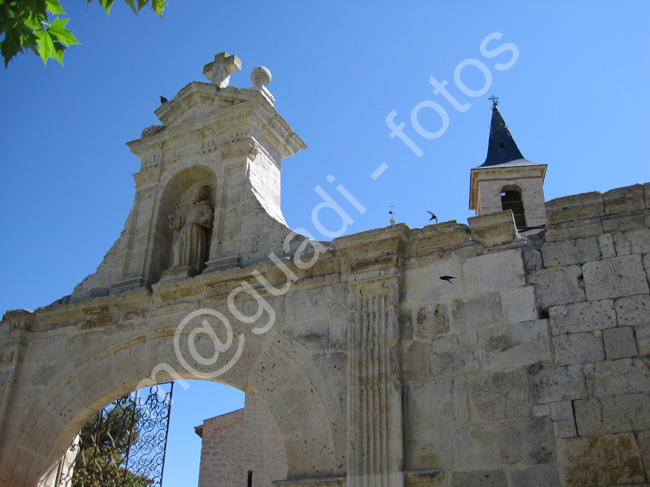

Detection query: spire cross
xmin=489 ymin=94 xmax=499 ymax=108
xmin=203 ymin=52 xmax=242 ymax=88
xmin=388 ymin=203 xmax=396 ymax=215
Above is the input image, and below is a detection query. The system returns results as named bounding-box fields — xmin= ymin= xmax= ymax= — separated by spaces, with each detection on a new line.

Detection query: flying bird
xmin=439 ymin=275 xmax=456 ymax=284
xmin=427 ymin=211 xmax=438 ymax=223
xmin=160 ymin=96 xmax=168 ymax=104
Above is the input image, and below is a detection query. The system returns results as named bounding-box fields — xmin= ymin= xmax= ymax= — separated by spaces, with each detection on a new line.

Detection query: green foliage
xmin=0 ymin=0 xmax=166 ymax=67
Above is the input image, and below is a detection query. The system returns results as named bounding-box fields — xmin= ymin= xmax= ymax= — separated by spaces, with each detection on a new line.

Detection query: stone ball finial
xmin=250 ymin=66 xmax=272 ymax=89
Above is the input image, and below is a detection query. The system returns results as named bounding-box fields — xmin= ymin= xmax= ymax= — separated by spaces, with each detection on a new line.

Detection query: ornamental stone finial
xmin=203 ymin=52 xmax=242 ymax=88
xmin=250 ymin=66 xmax=272 ymax=89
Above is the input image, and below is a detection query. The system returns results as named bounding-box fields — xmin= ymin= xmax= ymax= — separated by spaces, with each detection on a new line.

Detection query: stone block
xmin=415 ymin=303 xmax=449 ymax=339
xmin=637 ymin=325 xmax=650 ymax=355
xmin=549 ymin=299 xmax=616 ymax=336
xmin=638 ymin=430 xmax=650 ymax=480
xmin=451 ymin=293 xmax=502 ymax=331
xmin=452 ymin=424 xmax=500 ymax=469
xmin=462 ymin=249 xmax=525 ymax=294
xmin=604 ymin=184 xmax=645 ymax=215
xmin=603 ymin=213 xmax=647 ymax=233
xmin=284 ymin=285 xmax=346 ymax=326
xmin=603 ymin=326 xmax=638 ymax=359
xmin=468 ymin=211 xmax=518 ymax=247
xmin=532 ymin=404 xmax=550 ymax=417
xmin=552 ymin=332 xmax=604 ymax=365
xmin=498 ymin=417 xmax=555 ymax=464
xmin=583 ymin=255 xmax=649 ymax=301
xmin=574 ymin=393 xmax=650 ymax=436
xmin=532 ymin=364 xmax=587 ymax=404
xmin=403 ymin=427 xmax=453 ymax=470
xmin=545 ymin=191 xmax=604 ymax=225
xmin=468 ymin=369 xmax=530 ymax=421
xmin=308 ymin=352 xmax=347 ymax=394
xmin=328 ymin=320 xmax=347 ymax=351
xmin=549 ymin=401 xmax=577 ymax=438
xmin=544 ymin=219 xmax=604 ymax=243
xmin=399 ymin=309 xmax=413 ymax=340
xmin=615 ymin=294 xmax=650 ymax=326
xmin=529 ymin=265 xmax=585 ymax=307
xmin=404 ymin=259 xmax=465 ymax=304
xmin=500 ymin=287 xmax=537 ymax=324
xmin=406 ymin=377 xmax=469 ymax=429
xmin=510 ymin=465 xmax=561 ymax=487
xmin=557 ymin=433 xmax=645 ymax=487
xmin=541 ymin=237 xmax=600 ymax=267
xmin=614 ymin=228 xmax=650 ymax=256
xmin=524 ymin=248 xmax=543 ymax=271
xmin=430 ymin=333 xmax=479 ymax=378
xmin=450 ymin=469 xmax=506 ymax=487
xmin=477 ymin=320 xmax=551 ymax=371
xmin=598 ymin=233 xmax=616 ymax=258
xmin=583 ymin=357 xmax=650 ymax=396
xmin=402 ymin=340 xmax=431 ymax=381
xmin=287 ymin=323 xmax=329 ymax=352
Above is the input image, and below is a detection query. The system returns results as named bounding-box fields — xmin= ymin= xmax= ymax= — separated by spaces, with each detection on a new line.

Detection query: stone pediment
xmin=154 ymin=81 xmax=249 ymax=128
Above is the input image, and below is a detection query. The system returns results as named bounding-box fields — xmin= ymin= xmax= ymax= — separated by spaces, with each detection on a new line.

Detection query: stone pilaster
xmin=347 ymin=270 xmax=404 ymax=487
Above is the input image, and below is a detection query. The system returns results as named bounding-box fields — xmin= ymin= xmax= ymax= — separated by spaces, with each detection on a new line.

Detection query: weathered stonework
xmin=1 ymin=54 xmax=649 ymax=487
xmin=195 ymin=394 xmax=287 ymax=487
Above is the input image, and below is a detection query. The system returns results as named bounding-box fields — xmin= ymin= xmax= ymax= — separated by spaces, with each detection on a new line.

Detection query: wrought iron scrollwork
xmin=54 ymin=382 xmax=174 ymax=487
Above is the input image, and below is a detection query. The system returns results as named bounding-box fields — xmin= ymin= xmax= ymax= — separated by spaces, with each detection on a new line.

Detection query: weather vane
xmin=388 ymin=203 xmax=396 ymax=225
xmin=489 ymin=94 xmax=499 ymax=108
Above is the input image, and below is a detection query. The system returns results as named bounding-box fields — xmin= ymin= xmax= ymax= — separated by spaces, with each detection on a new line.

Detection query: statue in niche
xmin=169 ymin=185 xmax=214 ymax=274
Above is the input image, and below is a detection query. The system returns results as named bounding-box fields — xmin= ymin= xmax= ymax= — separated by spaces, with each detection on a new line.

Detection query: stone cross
xmin=203 ymin=52 xmax=242 ymax=88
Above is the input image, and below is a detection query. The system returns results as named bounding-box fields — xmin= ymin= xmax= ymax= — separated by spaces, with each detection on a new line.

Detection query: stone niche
xmin=154 ymin=166 xmax=218 ymax=283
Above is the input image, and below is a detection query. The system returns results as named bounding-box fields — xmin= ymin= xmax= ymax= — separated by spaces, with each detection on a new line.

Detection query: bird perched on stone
xmin=427 ymin=211 xmax=438 ymax=223
xmin=160 ymin=96 xmax=168 ymax=104
xmin=439 ymin=275 xmax=455 ymax=284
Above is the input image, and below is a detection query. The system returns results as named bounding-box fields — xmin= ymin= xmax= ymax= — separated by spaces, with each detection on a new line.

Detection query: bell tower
xmin=469 ymin=99 xmax=547 ymax=230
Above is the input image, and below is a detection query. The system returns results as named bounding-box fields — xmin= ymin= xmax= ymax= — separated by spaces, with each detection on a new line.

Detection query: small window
xmin=501 ymin=190 xmax=526 ymax=228
xmin=499 ymin=142 xmax=506 ymax=149
xmin=248 ymin=471 xmax=253 ymax=487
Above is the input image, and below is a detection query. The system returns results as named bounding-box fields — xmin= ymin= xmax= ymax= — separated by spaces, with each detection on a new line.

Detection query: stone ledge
xmin=404 ymin=469 xmax=445 ymax=487
xmin=467 ymin=210 xmax=518 ymax=247
xmin=109 ymin=276 xmax=146 ymax=295
xmin=205 ymin=254 xmax=241 ymax=272
xmin=273 ymin=476 xmax=346 ymax=487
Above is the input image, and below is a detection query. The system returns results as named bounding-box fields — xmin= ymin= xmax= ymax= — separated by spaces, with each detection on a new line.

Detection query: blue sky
xmin=1 ymin=1 xmax=649 ymax=485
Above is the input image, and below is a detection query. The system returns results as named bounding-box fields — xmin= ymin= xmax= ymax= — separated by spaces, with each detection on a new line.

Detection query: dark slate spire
xmin=480 ymin=104 xmax=528 ymax=167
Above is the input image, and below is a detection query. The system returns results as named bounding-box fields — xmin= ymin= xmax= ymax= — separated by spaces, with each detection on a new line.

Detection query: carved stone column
xmin=347 ymin=269 xmax=404 ymax=487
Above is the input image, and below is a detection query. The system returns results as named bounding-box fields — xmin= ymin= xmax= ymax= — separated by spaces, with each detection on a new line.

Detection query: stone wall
xmin=1 ymin=182 xmax=649 ymax=487
xmin=397 ymin=183 xmax=650 ymax=486
xmin=196 ymin=395 xmax=287 ymax=487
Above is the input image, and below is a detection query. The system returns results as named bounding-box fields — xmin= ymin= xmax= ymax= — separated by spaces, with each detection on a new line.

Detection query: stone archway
xmin=1 ymin=297 xmax=342 ymax=486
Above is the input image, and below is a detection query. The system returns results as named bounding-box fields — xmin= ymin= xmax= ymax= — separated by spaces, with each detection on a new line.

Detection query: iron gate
xmin=55 ymin=382 xmax=174 ymax=487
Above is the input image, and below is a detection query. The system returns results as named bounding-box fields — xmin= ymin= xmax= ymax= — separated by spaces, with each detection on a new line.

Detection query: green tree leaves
xmin=0 ymin=0 xmax=166 ymax=67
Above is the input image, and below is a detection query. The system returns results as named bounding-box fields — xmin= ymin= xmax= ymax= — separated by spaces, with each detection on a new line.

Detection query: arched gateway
xmin=2 ymin=53 xmax=650 ymax=487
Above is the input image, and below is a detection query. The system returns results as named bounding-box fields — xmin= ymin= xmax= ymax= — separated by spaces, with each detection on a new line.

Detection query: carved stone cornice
xmin=127 ymin=83 xmax=305 ymax=168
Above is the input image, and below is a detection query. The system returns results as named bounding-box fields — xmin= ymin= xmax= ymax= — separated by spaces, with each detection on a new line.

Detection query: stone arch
xmin=148 ymin=165 xmax=218 ymax=285
xmin=5 ymin=313 xmax=339 ymax=486
xmin=500 ymin=184 xmax=526 ymax=228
